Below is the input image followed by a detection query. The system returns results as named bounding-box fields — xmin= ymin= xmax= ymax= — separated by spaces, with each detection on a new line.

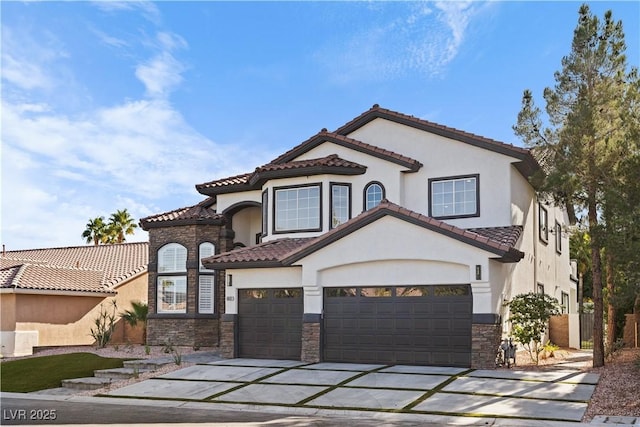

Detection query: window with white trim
xmin=158 ymin=243 xmax=187 ymax=273
xmin=274 ymin=184 xmax=321 ymax=232
xmin=429 ymin=175 xmax=479 ymax=218
xmin=198 ymin=275 xmax=215 ymax=314
xmin=261 ymin=190 xmax=268 ymax=237
xmin=330 ymin=183 xmax=350 ymax=228
xmin=364 ymin=182 xmax=384 ymax=210
xmin=539 ymin=205 xmax=549 ymax=243
xmin=555 ymin=221 xmax=562 ymax=254
xmin=157 ymin=276 xmax=187 ymax=313
xmin=561 ymin=291 xmax=569 ymax=314
xmin=199 ymin=242 xmax=215 ymax=271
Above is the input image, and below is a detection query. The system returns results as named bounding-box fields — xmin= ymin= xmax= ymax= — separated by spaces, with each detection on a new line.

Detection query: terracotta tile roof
xmin=203 ymin=238 xmax=313 ymax=268
xmin=196 ymin=173 xmax=252 ymax=194
xmin=204 ymin=201 xmax=524 ymax=269
xmin=248 ymin=154 xmax=367 ymax=186
xmin=0 ymin=242 xmax=148 ymax=293
xmin=335 ymin=104 xmax=540 ymax=178
xmin=140 ymin=198 xmax=224 ymax=229
xmin=468 ymin=226 xmax=524 ymax=248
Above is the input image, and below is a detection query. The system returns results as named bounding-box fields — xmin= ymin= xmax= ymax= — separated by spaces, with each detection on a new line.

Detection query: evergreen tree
xmin=513 ymin=4 xmax=639 ymax=367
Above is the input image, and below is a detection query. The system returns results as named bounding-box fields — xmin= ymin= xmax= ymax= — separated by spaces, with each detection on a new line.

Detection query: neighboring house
xmin=0 ymin=242 xmax=148 ymax=357
xmin=140 ymin=105 xmax=577 ymax=368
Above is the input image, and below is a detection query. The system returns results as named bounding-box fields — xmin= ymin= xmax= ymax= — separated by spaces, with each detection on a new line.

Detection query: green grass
xmin=1 ymin=352 xmax=130 ymax=392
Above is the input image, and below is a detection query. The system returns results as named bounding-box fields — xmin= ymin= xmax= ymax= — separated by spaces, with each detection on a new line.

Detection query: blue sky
xmin=2 ymin=1 xmax=638 ymax=250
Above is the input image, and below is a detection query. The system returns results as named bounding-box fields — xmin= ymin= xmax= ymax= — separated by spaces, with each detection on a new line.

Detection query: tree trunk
xmin=589 ymin=197 xmax=605 ymax=367
xmin=605 ymin=253 xmax=616 ymax=351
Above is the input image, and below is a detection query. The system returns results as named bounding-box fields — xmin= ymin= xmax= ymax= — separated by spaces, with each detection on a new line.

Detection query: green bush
xmin=508 ymin=292 xmax=560 ymax=364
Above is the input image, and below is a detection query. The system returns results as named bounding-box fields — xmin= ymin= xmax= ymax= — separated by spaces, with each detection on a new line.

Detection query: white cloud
xmin=0 ymin=17 xmax=261 ymax=250
xmin=315 ymin=2 xmax=486 ymax=84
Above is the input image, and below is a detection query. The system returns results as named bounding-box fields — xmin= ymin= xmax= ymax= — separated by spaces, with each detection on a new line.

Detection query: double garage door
xmin=238 ymin=285 xmax=472 ymax=367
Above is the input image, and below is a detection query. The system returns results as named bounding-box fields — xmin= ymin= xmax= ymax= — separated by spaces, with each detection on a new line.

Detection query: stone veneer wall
xmin=471 ymin=323 xmax=501 ymax=369
xmin=301 ymin=321 xmax=321 ymax=363
xmin=219 ymin=315 xmax=236 ymax=358
xmin=146 ymin=223 xmax=232 ymax=347
xmin=549 ymin=314 xmax=570 ymax=348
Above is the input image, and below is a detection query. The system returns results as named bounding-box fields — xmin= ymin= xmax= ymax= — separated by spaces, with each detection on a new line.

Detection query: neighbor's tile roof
xmin=0 ymin=242 xmax=148 ymax=294
xmin=203 ymin=201 xmax=524 ymax=269
xmin=140 ymin=197 xmax=224 ymax=229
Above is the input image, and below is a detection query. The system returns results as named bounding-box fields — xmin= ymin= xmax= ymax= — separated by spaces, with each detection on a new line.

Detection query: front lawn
xmin=1 ymin=353 xmax=129 ymax=392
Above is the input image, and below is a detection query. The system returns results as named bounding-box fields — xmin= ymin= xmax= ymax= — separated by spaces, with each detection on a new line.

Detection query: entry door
xmin=238 ymin=288 xmax=303 ymax=359
xmin=323 ymin=285 xmax=472 ymax=367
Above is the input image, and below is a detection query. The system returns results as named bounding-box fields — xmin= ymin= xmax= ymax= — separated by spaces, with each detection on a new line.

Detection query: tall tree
xmin=513 ymin=4 xmax=638 ymax=367
xmin=108 ymin=209 xmax=138 ymax=244
xmin=82 ymin=216 xmax=107 ymax=246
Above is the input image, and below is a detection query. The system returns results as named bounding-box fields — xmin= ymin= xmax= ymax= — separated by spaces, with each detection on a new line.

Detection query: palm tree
xmin=120 ymin=301 xmax=148 ymax=343
xmin=108 ymin=209 xmax=138 ymax=243
xmin=82 ymin=216 xmax=107 ymax=245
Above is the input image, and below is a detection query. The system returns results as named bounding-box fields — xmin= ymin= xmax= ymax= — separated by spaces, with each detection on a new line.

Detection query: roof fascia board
xmin=248 ymin=164 xmax=366 ymax=186
xmin=203 ymin=260 xmax=284 ymax=270
xmin=142 ymin=217 xmax=225 ymax=230
xmin=276 ymin=134 xmax=421 ymax=172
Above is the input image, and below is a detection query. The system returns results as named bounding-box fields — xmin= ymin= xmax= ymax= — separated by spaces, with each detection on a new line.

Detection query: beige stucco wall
xmin=1 ymin=273 xmax=148 ymax=356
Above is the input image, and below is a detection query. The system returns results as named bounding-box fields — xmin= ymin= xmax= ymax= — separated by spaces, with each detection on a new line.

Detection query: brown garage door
xmin=323 ymin=285 xmax=472 ymax=367
xmin=238 ymin=288 xmax=303 ymax=360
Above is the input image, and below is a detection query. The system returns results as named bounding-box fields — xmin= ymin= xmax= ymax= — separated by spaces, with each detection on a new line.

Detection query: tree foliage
xmin=82 ymin=209 xmax=138 ymax=245
xmin=120 ymin=301 xmax=149 ymax=344
xmin=513 ymin=4 xmax=639 ymax=367
xmin=508 ymin=293 xmax=561 ymax=365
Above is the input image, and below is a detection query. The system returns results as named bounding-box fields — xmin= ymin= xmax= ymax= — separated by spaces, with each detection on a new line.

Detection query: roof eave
xmin=248 ymin=165 xmax=367 ymax=186
xmin=141 ymin=217 xmax=225 ymax=230
xmin=0 ymin=288 xmax=116 ymax=297
xmin=201 ymin=260 xmax=285 ymax=270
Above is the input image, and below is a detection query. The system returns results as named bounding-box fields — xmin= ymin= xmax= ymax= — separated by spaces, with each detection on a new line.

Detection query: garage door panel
xmin=323 ymin=285 xmax=472 ymax=367
xmin=239 ymin=288 xmax=302 ymax=360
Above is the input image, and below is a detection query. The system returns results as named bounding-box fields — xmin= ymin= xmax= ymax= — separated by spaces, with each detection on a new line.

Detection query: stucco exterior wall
xmin=8 ymin=273 xmax=148 ymax=350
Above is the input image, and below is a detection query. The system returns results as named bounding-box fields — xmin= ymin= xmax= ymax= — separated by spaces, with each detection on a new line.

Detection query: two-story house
xmin=140 ymin=105 xmax=577 ymax=368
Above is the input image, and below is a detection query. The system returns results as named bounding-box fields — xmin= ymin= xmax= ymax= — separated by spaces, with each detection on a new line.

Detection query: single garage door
xmin=323 ymin=285 xmax=472 ymax=367
xmin=238 ymin=288 xmax=303 ymax=360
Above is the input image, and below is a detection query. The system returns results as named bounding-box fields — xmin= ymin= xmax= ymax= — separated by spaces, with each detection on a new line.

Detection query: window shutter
xmin=199 ymin=276 xmax=215 ymax=314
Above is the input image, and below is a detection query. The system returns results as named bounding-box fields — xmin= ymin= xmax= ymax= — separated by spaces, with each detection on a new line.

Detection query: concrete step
xmin=123 ymin=358 xmax=173 ymax=370
xmin=94 ymin=367 xmax=153 ymax=380
xmin=61 ymin=377 xmax=114 ymax=390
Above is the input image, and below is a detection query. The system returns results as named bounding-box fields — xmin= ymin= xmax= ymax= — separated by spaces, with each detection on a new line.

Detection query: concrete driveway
xmin=104 ymin=358 xmax=600 ymax=423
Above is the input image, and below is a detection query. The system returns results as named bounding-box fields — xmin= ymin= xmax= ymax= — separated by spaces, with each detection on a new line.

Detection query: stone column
xmin=301 ymin=314 xmax=321 ymax=363
xmin=219 ymin=314 xmax=237 ymax=359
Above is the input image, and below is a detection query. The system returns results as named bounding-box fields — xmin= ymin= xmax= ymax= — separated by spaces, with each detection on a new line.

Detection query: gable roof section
xmin=0 ymin=242 xmax=148 ymax=294
xmin=335 ymin=104 xmax=540 ymax=178
xmin=197 ymin=153 xmax=376 ymax=197
xmin=269 ymin=131 xmax=422 ymax=172
xmin=203 ymin=201 xmax=524 ymax=269
xmin=140 ymin=197 xmax=224 ymax=229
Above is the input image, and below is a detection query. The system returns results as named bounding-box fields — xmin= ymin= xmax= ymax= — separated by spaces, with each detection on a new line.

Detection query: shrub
xmin=508 ymin=292 xmax=560 ymax=365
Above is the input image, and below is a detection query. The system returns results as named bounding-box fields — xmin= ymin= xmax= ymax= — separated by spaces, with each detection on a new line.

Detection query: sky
xmin=1 ymin=1 xmax=638 ymax=251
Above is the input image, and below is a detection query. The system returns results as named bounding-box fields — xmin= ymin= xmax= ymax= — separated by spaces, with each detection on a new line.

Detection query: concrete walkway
xmin=104 ymin=357 xmax=600 ymax=424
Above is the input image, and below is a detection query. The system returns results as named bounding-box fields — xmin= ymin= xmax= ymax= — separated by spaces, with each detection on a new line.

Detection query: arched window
xmin=199 ymin=242 xmax=215 ymax=271
xmin=157 ymin=243 xmax=187 ymax=314
xmin=158 ymin=243 xmax=187 ymax=273
xmin=364 ymin=182 xmax=385 ymax=210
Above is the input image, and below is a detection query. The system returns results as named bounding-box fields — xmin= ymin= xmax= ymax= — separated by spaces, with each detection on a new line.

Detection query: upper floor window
xmin=261 ymin=190 xmax=268 ymax=237
xmin=274 ymin=184 xmax=321 ymax=233
xmin=199 ymin=242 xmax=215 ymax=271
xmin=158 ymin=243 xmax=187 ymax=273
xmin=555 ymin=221 xmax=562 ymax=254
xmin=364 ymin=182 xmax=385 ymax=210
xmin=561 ymin=291 xmax=569 ymax=314
xmin=429 ymin=175 xmax=479 ymax=219
xmin=539 ymin=205 xmax=549 ymax=243
xmin=331 ymin=183 xmax=351 ymax=228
